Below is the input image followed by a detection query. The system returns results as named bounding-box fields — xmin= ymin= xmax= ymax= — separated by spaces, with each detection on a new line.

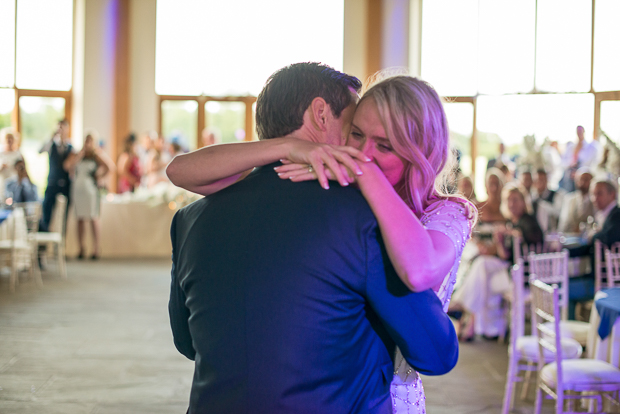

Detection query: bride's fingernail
xmin=356 ymin=170 xmax=363 ymax=175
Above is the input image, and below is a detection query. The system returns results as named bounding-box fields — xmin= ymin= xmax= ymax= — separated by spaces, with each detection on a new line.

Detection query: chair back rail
xmin=531 ymin=280 xmax=565 ymax=404
xmin=596 ymin=239 xmax=620 ymax=292
xmin=529 ymin=250 xmax=570 ymax=321
xmin=605 ymin=250 xmax=620 ymax=288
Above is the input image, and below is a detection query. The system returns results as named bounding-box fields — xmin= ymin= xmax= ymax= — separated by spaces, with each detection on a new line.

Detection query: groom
xmin=169 ymin=63 xmax=458 ymax=413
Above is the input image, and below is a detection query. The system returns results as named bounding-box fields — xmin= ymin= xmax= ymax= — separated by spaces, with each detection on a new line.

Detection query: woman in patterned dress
xmin=167 ymin=75 xmax=476 ymax=413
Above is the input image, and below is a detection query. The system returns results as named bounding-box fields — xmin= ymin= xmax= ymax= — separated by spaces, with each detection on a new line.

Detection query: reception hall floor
xmin=0 ymin=259 xmax=556 ymax=413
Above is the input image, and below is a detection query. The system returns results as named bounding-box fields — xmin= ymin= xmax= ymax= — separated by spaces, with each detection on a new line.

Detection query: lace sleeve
xmin=421 ymin=199 xmax=473 ymax=311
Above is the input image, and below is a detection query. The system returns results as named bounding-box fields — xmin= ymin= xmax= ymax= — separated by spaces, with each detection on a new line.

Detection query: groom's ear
xmin=308 ymin=97 xmax=331 ymax=132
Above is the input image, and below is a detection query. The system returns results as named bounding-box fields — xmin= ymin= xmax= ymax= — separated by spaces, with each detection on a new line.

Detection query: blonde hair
xmin=500 ymin=182 xmax=533 ymax=219
xmin=360 ymin=74 xmax=476 ymax=223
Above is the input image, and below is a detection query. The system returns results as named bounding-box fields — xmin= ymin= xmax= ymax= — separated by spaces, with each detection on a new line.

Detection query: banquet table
xmin=587 ymin=288 xmax=620 ymax=367
xmin=65 ymin=198 xmax=178 ymax=259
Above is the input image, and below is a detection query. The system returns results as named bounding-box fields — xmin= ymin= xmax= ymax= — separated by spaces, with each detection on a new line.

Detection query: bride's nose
xmin=361 ymin=141 xmax=374 ymax=160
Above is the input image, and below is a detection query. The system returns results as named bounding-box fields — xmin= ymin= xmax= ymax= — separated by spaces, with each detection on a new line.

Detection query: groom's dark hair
xmin=255 ymin=62 xmax=362 ymax=140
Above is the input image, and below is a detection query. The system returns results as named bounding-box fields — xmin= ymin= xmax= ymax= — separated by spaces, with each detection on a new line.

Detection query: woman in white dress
xmin=167 ymin=74 xmax=476 ymax=413
xmin=64 ymin=132 xmax=114 ymax=259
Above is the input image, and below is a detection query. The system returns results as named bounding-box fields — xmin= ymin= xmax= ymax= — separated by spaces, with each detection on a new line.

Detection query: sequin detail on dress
xmin=390 ymin=199 xmax=472 ymax=414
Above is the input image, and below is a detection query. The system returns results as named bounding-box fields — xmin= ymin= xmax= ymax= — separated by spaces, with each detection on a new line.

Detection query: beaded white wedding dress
xmin=390 ymin=200 xmax=472 ymax=414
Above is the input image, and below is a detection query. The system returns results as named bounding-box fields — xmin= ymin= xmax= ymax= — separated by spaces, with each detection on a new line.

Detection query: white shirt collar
xmin=596 ymin=201 xmax=617 ymax=226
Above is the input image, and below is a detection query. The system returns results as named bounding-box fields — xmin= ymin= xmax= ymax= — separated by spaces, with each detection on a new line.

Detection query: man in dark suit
xmin=592 ymin=179 xmax=620 ymax=247
xmin=569 ymin=178 xmax=620 ymax=318
xmin=168 ymin=63 xmax=459 ymax=414
xmin=39 ymin=118 xmax=74 ymax=232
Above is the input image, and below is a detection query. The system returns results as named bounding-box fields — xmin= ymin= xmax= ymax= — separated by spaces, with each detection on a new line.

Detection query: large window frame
xmin=427 ymin=0 xmax=620 ymax=190
xmin=158 ymin=95 xmax=257 ymax=147
xmin=2 ymin=0 xmax=73 ymax=139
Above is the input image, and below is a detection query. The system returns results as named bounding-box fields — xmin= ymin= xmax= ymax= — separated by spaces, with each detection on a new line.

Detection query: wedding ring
xmin=308 ymin=165 xmax=313 ymax=173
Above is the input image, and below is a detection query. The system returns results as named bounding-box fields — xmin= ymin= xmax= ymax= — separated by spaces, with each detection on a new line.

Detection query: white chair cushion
xmin=541 ymin=359 xmax=620 ymax=390
xmin=543 ymin=320 xmax=589 ymax=345
xmin=516 ymin=335 xmax=582 ymax=362
xmin=35 ymin=232 xmax=62 ymax=243
xmin=0 ymin=240 xmax=33 ymax=251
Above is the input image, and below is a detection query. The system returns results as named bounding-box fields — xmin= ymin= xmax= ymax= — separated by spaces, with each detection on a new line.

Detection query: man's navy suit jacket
xmin=169 ymin=162 xmax=458 ymax=414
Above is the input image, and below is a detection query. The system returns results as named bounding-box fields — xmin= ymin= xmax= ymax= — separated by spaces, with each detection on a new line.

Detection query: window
xmin=0 ymin=0 xmax=74 ymax=193
xmin=16 ymin=0 xmax=73 ymax=91
xmin=421 ymin=0 xmax=477 ymax=97
xmin=535 ymin=0 xmax=591 ymax=93
xmin=593 ymin=0 xmax=620 ymax=92
xmin=600 ymin=101 xmax=620 ymax=142
xmin=19 ymin=96 xmax=66 ymax=193
xmin=418 ymin=0 xmax=617 ymax=194
xmin=155 ymin=0 xmax=342 ymax=143
xmin=0 ymin=89 xmax=14 ymax=129
xmin=155 ymin=0 xmax=344 ymax=96
xmin=161 ymin=100 xmax=198 ymax=151
xmin=0 ymin=0 xmax=16 ymax=88
xmin=477 ymin=94 xmax=594 ymax=147
xmin=205 ymin=101 xmax=246 ymax=145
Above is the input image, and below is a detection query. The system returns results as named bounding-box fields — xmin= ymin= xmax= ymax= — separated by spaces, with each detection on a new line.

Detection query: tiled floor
xmin=0 ymin=259 xmax=555 ymax=413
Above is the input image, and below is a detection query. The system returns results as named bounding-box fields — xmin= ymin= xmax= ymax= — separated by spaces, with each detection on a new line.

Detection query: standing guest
xmin=64 ymin=132 xmax=114 ymax=259
xmin=136 ymin=131 xmax=155 ymax=187
xmin=39 ymin=118 xmax=74 ymax=232
xmin=558 ymin=167 xmax=594 ymax=233
xmin=486 ymin=142 xmax=514 ymax=172
xmin=0 ymin=128 xmax=24 ymax=195
xmin=145 ymin=135 xmax=171 ymax=187
xmin=5 ymin=159 xmax=38 ymax=203
xmin=117 ymin=133 xmax=141 ymax=193
xmin=517 ymin=167 xmax=533 ymax=196
xmin=532 ymin=168 xmax=565 ymax=232
xmin=560 ymin=126 xmax=598 ymax=192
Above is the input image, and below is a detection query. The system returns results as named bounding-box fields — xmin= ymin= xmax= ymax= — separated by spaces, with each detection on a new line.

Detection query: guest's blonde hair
xmin=360 ymin=74 xmax=476 ymax=224
xmin=500 ymin=182 xmax=533 ymax=219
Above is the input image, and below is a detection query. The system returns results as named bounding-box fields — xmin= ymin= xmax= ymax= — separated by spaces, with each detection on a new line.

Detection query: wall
xmin=80 ymin=0 xmax=116 ymax=149
xmin=129 ymin=0 xmax=158 ymax=136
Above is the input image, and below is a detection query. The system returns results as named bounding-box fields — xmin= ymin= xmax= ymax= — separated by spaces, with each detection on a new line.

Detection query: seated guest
xmin=5 ymin=159 xmax=38 ymax=203
xmin=517 ymin=166 xmax=533 ymax=196
xmin=478 ymin=168 xmax=506 ymax=224
xmin=532 ymin=168 xmax=565 ymax=232
xmin=451 ymin=183 xmax=543 ymax=340
xmin=0 ymin=128 xmax=24 ymax=192
xmin=569 ymin=178 xmax=620 ymax=319
xmin=592 ymin=178 xmax=620 ymax=244
xmin=558 ymin=167 xmax=594 ymax=233
xmin=457 ymin=173 xmax=478 ymax=206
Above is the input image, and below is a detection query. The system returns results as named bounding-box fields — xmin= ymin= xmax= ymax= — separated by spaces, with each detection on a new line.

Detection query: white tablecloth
xmin=65 ymin=199 xmax=178 ymax=258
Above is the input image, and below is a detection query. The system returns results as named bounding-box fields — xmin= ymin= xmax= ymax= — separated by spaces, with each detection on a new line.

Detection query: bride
xmin=167 ymin=74 xmax=476 ymax=413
